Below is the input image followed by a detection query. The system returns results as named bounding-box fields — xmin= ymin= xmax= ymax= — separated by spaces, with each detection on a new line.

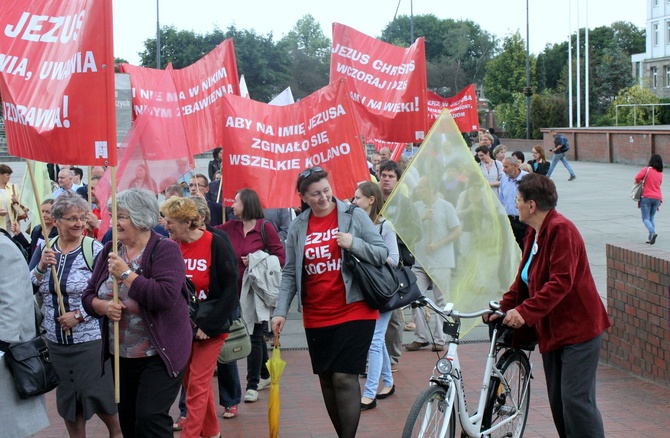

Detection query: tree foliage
xmin=530 ymin=93 xmax=568 ymax=138
xmin=380 ymin=15 xmax=497 ymax=95
xmin=483 ymin=32 xmax=535 ymax=108
xmin=279 ymin=14 xmax=331 ymax=100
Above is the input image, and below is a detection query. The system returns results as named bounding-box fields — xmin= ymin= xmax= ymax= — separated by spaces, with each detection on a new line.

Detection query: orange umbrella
xmin=267 ymin=336 xmax=286 ymax=438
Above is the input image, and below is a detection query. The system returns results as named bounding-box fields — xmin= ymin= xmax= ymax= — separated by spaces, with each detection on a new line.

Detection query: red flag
xmin=0 ymin=0 xmax=117 ymax=166
xmin=219 ymin=79 xmax=369 ymax=209
xmin=120 ymin=39 xmax=240 ymax=156
xmin=95 ymin=65 xmax=193 ymax=240
xmin=427 ymin=85 xmax=479 ymax=133
xmin=330 ymin=23 xmax=428 ymax=143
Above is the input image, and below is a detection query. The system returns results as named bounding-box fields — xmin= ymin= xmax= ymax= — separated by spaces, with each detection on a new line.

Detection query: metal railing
xmin=615 ymin=103 xmax=670 ymax=126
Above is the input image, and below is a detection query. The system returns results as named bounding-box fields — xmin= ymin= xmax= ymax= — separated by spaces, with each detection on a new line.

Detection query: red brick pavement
xmin=33 ymin=342 xmax=670 ymax=437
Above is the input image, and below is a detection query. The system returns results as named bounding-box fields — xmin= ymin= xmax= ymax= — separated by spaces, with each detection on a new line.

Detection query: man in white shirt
xmin=52 ymin=168 xmax=82 ymax=198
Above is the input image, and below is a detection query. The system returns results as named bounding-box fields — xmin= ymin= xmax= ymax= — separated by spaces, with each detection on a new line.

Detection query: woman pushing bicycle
xmin=485 ymin=173 xmax=610 ymax=438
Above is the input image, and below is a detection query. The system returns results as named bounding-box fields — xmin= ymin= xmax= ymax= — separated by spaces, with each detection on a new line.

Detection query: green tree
xmin=224 ymin=26 xmax=291 ymax=102
xmin=529 ymin=93 xmax=568 ymax=138
xmin=279 ymin=14 xmax=331 ymax=99
xmin=495 ymin=93 xmax=527 ymax=138
xmin=139 ymin=26 xmax=223 ymax=69
xmin=608 ymin=85 xmax=661 ymax=126
xmin=483 ymin=32 xmax=534 ymax=108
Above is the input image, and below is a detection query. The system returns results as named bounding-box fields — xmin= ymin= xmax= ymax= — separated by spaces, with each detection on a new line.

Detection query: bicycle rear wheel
xmin=402 ymin=384 xmax=456 ymax=438
xmin=482 ymin=350 xmax=531 ymax=438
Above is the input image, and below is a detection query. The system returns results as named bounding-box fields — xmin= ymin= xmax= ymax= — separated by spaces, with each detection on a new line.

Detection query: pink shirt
xmin=636 ymin=167 xmax=663 ymax=202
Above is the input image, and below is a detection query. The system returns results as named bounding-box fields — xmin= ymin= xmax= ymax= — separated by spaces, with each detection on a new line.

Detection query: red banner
xmin=95 ymin=66 xmax=194 ymax=240
xmin=330 ymin=23 xmax=428 ymax=143
xmin=0 ymin=0 xmax=117 ymax=166
xmin=219 ymin=79 xmax=369 ymax=209
xmin=427 ymin=85 xmax=479 ymax=133
xmin=119 ymin=39 xmax=239 ymax=155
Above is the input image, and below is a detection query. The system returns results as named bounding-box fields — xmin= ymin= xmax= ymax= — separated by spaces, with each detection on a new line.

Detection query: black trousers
xmin=542 ymin=334 xmax=606 ymax=438
xmin=507 ymin=215 xmax=528 ymax=250
xmin=116 ymin=355 xmax=184 ymax=438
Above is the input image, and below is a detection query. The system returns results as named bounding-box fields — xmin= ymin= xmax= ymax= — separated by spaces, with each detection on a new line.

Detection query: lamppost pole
xmin=156 ymin=0 xmax=161 ymax=69
xmin=525 ymin=0 xmax=531 ymax=139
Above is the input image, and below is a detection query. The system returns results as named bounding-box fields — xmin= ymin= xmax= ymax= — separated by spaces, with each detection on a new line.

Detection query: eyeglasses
xmin=107 ymin=213 xmax=131 ymax=221
xmin=60 ymin=215 xmax=88 ymax=223
xmin=298 ymin=167 xmax=325 ymax=180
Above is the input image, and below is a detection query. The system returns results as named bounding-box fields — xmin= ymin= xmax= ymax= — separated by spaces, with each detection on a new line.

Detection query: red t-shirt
xmin=180 ymin=230 xmax=213 ymax=301
xmin=302 ymin=207 xmax=377 ymax=328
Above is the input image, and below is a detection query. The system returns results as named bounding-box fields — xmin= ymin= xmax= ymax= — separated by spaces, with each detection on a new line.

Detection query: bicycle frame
xmin=418 ymin=298 xmax=531 ymax=438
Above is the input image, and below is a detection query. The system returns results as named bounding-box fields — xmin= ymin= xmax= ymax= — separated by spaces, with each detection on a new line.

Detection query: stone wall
xmin=603 ymin=243 xmax=670 ymax=386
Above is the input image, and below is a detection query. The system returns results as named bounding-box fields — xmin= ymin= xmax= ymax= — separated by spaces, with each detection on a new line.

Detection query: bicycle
xmin=402 ymin=297 xmax=534 ymax=438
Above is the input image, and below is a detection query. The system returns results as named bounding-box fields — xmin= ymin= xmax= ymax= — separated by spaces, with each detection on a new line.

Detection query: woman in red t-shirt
xmin=271 ymin=167 xmax=388 ymax=438
xmin=636 ymin=154 xmax=664 ymax=245
xmin=161 ymin=197 xmax=238 ymax=438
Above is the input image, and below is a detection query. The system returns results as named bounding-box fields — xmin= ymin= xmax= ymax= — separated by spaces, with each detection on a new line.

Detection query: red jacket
xmin=501 ymin=209 xmax=610 ymax=353
xmin=636 ymin=166 xmax=663 ymax=202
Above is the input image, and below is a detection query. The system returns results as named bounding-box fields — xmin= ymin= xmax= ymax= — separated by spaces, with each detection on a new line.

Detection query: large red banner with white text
xmin=0 ymin=0 xmax=117 ymax=166
xmin=427 ymin=85 xmax=479 ymax=133
xmin=219 ymin=79 xmax=369 ymax=209
xmin=330 ymin=23 xmax=428 ymax=143
xmin=120 ymin=39 xmax=239 ymax=155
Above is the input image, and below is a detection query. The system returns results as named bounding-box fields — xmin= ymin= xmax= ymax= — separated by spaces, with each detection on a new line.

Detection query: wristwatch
xmin=74 ymin=309 xmax=84 ymax=322
xmin=120 ymin=269 xmax=132 ymax=281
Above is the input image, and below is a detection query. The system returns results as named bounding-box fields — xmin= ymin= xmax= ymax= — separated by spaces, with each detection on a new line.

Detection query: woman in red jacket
xmin=486 ymin=173 xmax=610 ymax=438
xmin=635 ymin=154 xmax=664 ymax=245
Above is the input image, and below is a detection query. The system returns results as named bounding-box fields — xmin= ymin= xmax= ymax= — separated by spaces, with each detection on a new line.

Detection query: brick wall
xmin=603 ymin=243 xmax=670 ymax=386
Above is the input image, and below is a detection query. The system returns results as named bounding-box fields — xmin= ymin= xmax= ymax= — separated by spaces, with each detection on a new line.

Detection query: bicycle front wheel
xmin=482 ymin=350 xmax=531 ymax=438
xmin=402 ymin=384 xmax=456 ymax=438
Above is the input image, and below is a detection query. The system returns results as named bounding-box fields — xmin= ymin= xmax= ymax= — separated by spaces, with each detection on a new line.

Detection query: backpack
xmin=558 ymin=135 xmax=569 ymax=152
xmin=41 ymin=235 xmax=96 ymax=271
xmin=376 ymin=217 xmax=415 ymax=267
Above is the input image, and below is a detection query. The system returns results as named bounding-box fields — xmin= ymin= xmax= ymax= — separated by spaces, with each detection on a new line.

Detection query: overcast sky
xmin=112 ymin=0 xmax=647 ymax=65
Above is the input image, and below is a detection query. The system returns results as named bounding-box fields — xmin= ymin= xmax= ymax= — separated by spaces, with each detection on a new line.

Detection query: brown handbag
xmin=11 ymin=185 xmax=28 ymax=221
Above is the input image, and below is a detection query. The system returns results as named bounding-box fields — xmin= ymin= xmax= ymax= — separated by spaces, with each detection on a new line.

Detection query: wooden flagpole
xmin=111 ymin=166 xmax=120 ymax=403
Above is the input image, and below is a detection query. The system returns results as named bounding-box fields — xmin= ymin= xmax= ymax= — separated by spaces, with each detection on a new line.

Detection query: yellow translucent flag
xmin=381 ymin=110 xmax=521 ymax=335
xmin=20 ymin=161 xmax=53 ymax=229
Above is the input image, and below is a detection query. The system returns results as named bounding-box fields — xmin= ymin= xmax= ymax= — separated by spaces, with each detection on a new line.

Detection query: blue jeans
xmin=640 ymin=197 xmax=661 ymax=239
xmin=363 ymin=310 xmax=394 ymax=399
xmin=547 ymin=152 xmax=575 ymax=178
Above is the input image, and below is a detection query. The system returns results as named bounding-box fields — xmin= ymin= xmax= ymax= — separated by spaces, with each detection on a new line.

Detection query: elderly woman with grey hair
xmin=82 ymin=188 xmax=192 ymax=438
xmin=29 ymin=193 xmax=121 ymax=437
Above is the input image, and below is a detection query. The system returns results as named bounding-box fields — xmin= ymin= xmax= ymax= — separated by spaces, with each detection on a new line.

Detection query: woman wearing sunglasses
xmin=271 ymin=167 xmax=388 ymax=438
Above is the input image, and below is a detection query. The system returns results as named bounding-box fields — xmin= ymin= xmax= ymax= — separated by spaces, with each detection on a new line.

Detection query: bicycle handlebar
xmin=412 ymin=296 xmax=505 ymax=321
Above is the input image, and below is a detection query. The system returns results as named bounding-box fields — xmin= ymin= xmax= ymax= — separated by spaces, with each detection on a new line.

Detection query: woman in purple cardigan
xmin=82 ymin=189 xmax=192 ymax=438
xmin=486 ymin=174 xmax=610 ymax=438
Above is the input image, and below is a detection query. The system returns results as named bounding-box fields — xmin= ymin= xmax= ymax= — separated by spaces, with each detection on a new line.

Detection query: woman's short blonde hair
xmin=160 ymin=197 xmax=201 ymax=229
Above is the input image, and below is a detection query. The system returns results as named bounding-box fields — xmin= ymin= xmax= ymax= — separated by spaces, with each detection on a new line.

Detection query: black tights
xmin=318 ymin=371 xmax=362 ymax=438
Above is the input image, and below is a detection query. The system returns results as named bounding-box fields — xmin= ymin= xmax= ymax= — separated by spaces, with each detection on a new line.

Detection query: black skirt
xmin=305 ymin=319 xmax=375 ymax=375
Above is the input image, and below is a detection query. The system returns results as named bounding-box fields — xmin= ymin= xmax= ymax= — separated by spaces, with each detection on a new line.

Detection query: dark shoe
xmin=376 ymin=385 xmax=396 ymax=400
xmin=568 ymin=175 xmax=577 ymax=181
xmin=390 ymin=363 xmax=398 ymax=373
xmin=650 ymin=233 xmax=658 ymax=245
xmin=431 ymin=343 xmax=445 ymax=352
xmin=405 ymin=341 xmax=429 ymax=351
xmin=360 ymin=398 xmax=377 ymax=411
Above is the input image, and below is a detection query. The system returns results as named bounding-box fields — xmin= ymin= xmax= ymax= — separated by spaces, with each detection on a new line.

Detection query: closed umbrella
xmin=267 ymin=336 xmax=286 ymax=438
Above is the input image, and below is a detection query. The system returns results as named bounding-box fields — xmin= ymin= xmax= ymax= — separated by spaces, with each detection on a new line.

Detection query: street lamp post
xmin=525 ymin=0 xmax=531 ymax=139
xmin=156 ymin=0 xmax=161 ymax=69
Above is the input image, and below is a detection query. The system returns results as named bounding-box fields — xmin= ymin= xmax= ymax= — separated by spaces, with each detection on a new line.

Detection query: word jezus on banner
xmin=219 ymin=79 xmax=370 ymax=209
xmin=0 ymin=0 xmax=117 ymax=166
xmin=330 ymin=23 xmax=429 ymax=143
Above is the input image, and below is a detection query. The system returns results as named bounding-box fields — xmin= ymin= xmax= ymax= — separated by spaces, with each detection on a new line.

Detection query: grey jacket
xmin=273 ymin=199 xmax=388 ymax=318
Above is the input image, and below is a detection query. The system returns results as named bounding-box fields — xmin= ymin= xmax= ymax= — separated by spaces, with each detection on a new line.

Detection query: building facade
xmin=632 ymin=0 xmax=670 ymax=98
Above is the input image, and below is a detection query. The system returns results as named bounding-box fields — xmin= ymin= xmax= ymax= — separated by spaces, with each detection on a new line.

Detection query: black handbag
xmin=379 ymin=266 xmax=423 ymax=312
xmin=4 ymin=314 xmax=60 ymax=400
xmin=342 ymin=249 xmax=400 ymax=310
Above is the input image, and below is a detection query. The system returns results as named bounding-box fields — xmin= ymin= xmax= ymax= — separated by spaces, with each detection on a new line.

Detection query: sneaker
xmin=405 ymin=341 xmax=430 ymax=351
xmin=172 ymin=416 xmax=187 ymax=431
xmin=390 ymin=363 xmax=398 ymax=373
xmin=257 ymin=377 xmax=272 ymax=391
xmin=568 ymin=175 xmax=577 ymax=181
xmin=650 ymin=233 xmax=658 ymax=245
xmin=244 ymin=389 xmax=259 ymax=403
